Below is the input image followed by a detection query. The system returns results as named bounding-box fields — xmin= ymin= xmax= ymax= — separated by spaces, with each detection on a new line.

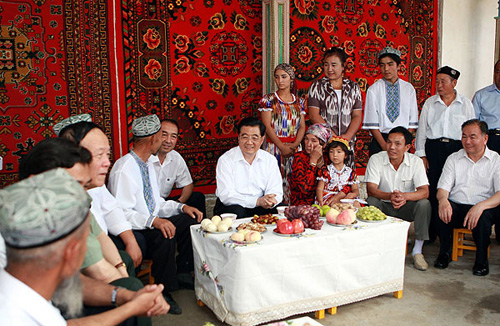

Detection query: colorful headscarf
xmin=328 ymin=136 xmax=350 ymax=151
xmin=274 ymin=63 xmax=295 ymax=81
xmin=274 ymin=63 xmax=297 ymax=95
xmin=306 ymin=123 xmax=332 ymax=144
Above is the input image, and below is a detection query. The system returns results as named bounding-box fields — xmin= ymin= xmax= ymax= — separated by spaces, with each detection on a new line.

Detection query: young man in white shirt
xmin=154 ymin=119 xmax=206 ymax=217
xmin=415 ymin=66 xmax=475 ymax=242
xmin=214 ymin=117 xmax=283 ymax=218
xmin=365 ymin=127 xmax=431 ymax=271
xmin=362 ymin=46 xmax=419 ymax=156
xmin=435 ymin=119 xmax=500 ymax=276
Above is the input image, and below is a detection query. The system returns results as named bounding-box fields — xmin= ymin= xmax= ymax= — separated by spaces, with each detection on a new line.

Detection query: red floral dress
xmin=317 ymin=164 xmax=358 ymax=203
xmin=289 ymin=151 xmax=319 ymax=206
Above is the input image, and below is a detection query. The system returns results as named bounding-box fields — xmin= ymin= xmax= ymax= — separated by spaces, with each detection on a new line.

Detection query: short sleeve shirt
xmin=365 ymin=151 xmax=429 ymax=196
xmin=153 ymin=150 xmax=193 ymax=198
xmin=81 ymin=214 xmax=104 ymax=269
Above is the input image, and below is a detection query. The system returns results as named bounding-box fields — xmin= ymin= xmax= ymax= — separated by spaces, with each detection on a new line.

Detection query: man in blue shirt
xmin=472 ymin=59 xmax=500 ymax=242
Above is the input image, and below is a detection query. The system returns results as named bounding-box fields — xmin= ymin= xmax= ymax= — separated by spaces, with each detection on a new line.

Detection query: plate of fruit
xmin=284 ymin=205 xmax=324 ymax=230
xmin=236 ymin=222 xmax=267 ymax=233
xmin=252 ymin=213 xmax=279 ymax=227
xmin=272 ymin=218 xmax=305 ymax=236
xmin=229 ymin=230 xmax=263 ymax=244
xmin=325 ymin=208 xmax=357 ymax=226
xmin=200 ymin=215 xmax=234 ymax=233
xmin=356 ymin=206 xmax=387 ymax=222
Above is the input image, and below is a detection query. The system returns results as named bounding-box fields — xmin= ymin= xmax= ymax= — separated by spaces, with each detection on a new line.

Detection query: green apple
xmin=321 ymin=205 xmax=331 ymax=217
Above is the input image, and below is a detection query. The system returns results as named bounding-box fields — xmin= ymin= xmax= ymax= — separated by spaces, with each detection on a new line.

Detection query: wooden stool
xmin=137 ymin=259 xmax=154 ymax=284
xmin=452 ymin=228 xmax=490 ymax=261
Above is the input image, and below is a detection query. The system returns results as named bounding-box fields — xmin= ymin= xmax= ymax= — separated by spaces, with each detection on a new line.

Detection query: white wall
xmin=441 ymin=0 xmax=498 ymax=99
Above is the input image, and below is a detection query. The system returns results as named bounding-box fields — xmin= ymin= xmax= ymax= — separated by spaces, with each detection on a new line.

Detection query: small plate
xmin=340 ymin=198 xmax=368 ymax=205
xmin=272 ymin=229 xmax=304 ymax=237
xmin=235 ymin=226 xmax=267 ymax=233
xmin=200 ymin=226 xmax=233 ymax=234
xmin=356 ymin=217 xmax=387 ymax=223
xmin=229 ymin=236 xmax=264 ymax=245
xmin=327 ymin=220 xmax=358 ymax=227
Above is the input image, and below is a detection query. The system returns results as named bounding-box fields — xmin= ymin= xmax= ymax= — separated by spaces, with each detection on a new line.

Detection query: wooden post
xmin=393 ymin=290 xmax=403 ymax=299
xmin=315 ymin=309 xmax=325 ymax=319
xmin=262 ymin=0 xmax=290 ymax=96
xmin=327 ymin=307 xmax=337 ymax=315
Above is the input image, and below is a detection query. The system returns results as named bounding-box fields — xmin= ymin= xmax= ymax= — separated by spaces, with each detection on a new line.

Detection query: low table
xmin=191 ymin=217 xmax=410 ymax=326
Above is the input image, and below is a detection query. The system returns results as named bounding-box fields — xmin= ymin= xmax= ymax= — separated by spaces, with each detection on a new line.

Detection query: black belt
xmin=488 ymin=129 xmax=500 ymax=136
xmin=429 ymin=137 xmax=457 ymax=143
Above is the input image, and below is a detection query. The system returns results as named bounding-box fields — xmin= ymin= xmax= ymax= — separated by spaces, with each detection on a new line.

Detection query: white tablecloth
xmin=191 ymin=217 xmax=410 ymax=326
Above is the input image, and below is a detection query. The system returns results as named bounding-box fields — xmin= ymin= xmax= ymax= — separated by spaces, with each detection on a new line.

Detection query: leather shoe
xmin=472 ymin=263 xmax=489 ymax=276
xmin=434 ymin=253 xmax=451 ymax=269
xmin=412 ymin=253 xmax=428 ymax=271
xmin=164 ymin=292 xmax=182 ymax=314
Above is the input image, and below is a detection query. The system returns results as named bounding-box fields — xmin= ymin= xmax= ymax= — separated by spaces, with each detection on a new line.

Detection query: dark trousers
xmin=110 ymin=231 xmax=147 ymax=276
xmin=425 ymin=139 xmax=462 ymax=240
xmin=83 ymin=276 xmax=150 ymax=326
xmin=167 ymin=191 xmax=206 ymax=219
xmin=112 ymin=214 xmax=195 ymax=292
xmin=437 ymin=201 xmax=497 ymax=265
xmin=213 ymin=198 xmax=279 ymax=218
xmin=487 ymin=133 xmax=500 ymax=154
xmin=368 ymin=132 xmax=389 ymax=156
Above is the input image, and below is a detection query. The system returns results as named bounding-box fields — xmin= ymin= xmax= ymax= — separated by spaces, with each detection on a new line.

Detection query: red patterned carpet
xmin=0 ymin=0 xmax=438 ymax=189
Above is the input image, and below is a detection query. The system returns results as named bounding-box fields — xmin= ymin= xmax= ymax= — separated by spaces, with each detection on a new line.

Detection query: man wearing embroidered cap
xmin=109 ymin=114 xmax=203 ymax=314
xmin=415 ymin=65 xmax=475 ymax=242
xmin=0 ymin=168 xmax=168 ymax=324
xmin=53 ymin=113 xmax=92 ymax=136
xmin=362 ymin=46 xmax=419 ymax=155
xmin=0 ymin=169 xmax=91 ymax=324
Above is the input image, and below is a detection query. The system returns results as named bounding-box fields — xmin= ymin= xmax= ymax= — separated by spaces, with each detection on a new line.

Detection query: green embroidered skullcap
xmin=132 ymin=114 xmax=161 ymax=137
xmin=53 ymin=113 xmax=92 ymax=136
xmin=0 ymin=168 xmax=91 ymax=249
xmin=378 ymin=46 xmax=401 ymax=59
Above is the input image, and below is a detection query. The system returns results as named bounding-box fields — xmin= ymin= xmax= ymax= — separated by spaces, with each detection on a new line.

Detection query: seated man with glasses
xmin=214 ymin=117 xmax=283 ymax=218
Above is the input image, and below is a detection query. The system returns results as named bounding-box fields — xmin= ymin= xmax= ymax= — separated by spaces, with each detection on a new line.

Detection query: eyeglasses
xmin=239 ymin=134 xmax=262 ymax=142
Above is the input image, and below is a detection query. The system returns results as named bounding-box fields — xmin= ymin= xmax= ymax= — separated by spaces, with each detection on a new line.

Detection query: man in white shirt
xmin=362 ymin=46 xmax=419 ymax=156
xmin=365 ymin=127 xmax=431 ymax=271
xmin=109 ymin=114 xmax=203 ymax=314
xmin=0 ymin=169 xmax=167 ymax=325
xmin=154 ymin=119 xmax=206 ymax=217
xmin=435 ymin=119 xmax=500 ymax=276
xmin=415 ymin=66 xmax=475 ymax=242
xmin=214 ymin=117 xmax=283 ymax=218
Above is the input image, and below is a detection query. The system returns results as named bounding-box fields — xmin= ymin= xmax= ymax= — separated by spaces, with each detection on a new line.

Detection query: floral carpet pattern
xmin=0 ymin=0 xmax=437 ymax=188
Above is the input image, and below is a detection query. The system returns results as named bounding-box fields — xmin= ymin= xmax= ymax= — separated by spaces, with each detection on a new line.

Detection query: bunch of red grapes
xmin=284 ymin=205 xmax=324 ymax=230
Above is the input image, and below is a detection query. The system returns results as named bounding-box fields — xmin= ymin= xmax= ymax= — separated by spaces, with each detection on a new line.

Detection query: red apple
xmin=277 ymin=220 xmax=294 ymax=234
xmin=291 ymin=219 xmax=305 ymax=233
xmin=277 ymin=218 xmax=288 ymax=229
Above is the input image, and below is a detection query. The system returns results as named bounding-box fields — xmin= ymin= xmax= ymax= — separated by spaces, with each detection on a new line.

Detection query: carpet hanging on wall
xmin=290 ymin=0 xmax=438 ymax=172
xmin=0 ymin=0 xmax=437 ymax=188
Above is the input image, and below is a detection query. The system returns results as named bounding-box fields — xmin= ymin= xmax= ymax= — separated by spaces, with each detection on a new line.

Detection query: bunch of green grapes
xmin=356 ymin=206 xmax=387 ymax=221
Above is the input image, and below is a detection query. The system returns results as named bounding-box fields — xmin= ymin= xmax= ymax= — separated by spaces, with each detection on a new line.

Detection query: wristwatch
xmin=111 ymin=286 xmax=124 ymax=306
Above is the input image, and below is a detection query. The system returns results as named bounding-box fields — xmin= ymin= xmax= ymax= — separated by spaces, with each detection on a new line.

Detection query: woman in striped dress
xmin=259 ymin=63 xmax=306 ymax=203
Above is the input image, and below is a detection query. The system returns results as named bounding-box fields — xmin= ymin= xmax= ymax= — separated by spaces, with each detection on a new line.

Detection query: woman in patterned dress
xmin=289 ymin=124 xmax=332 ymax=206
xmin=308 ymin=47 xmax=363 ymax=169
xmin=259 ymin=63 xmax=306 ymax=203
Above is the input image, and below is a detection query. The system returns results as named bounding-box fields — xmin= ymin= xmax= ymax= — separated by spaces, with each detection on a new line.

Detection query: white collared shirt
xmin=365 ymin=151 xmax=429 ymax=195
xmin=362 ymin=78 xmax=419 ymax=133
xmin=415 ymin=92 xmax=475 ymax=156
xmin=215 ymin=147 xmax=283 ymax=208
xmin=438 ymin=148 xmax=500 ymax=205
xmin=88 ymin=185 xmax=132 ymax=236
xmin=0 ymin=269 xmax=66 ymax=325
xmin=108 ymin=153 xmax=183 ymax=229
xmin=153 ymin=150 xmax=193 ymax=198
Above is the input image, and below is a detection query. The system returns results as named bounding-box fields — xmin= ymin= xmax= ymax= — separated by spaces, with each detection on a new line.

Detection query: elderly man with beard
xmin=0 ymin=169 xmax=166 ymax=325
xmin=109 ymin=114 xmax=203 ymax=314
xmin=16 ymin=138 xmax=168 ymax=325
